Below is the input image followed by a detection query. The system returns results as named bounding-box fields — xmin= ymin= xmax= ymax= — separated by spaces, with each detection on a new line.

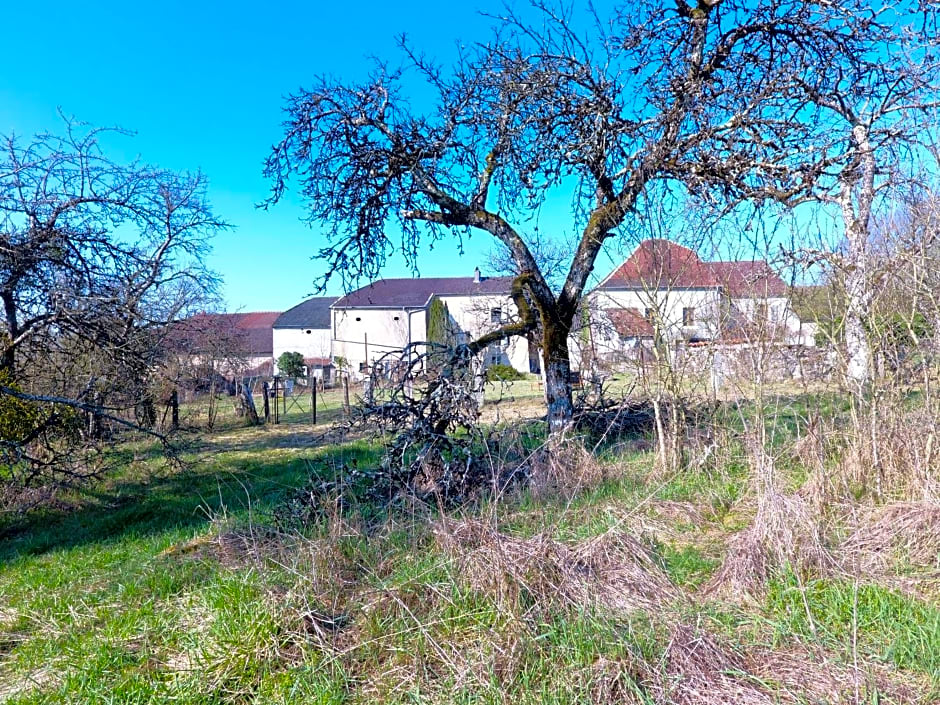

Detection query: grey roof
xmin=273 ymin=297 xmax=338 ymax=329
xmin=333 ymin=276 xmax=515 ymax=308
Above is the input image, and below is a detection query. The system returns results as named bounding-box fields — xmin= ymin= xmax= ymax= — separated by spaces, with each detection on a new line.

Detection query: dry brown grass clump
xmin=705 ymin=442 xmax=834 ymax=600
xmin=831 ymin=407 xmax=940 ymax=502
xmin=636 ymin=627 xmax=922 ymax=705
xmin=747 ymin=644 xmax=924 ymax=704
xmin=841 ymin=500 xmax=940 ymax=574
xmin=646 ymin=624 xmax=773 ymax=705
xmin=161 ymin=527 xmax=282 ymax=569
xmin=525 ymin=441 xmax=609 ymax=500
xmin=436 ymin=519 xmax=679 ymax=617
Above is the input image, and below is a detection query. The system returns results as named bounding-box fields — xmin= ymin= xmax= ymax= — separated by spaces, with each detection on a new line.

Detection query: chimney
xmin=473 ymin=266 xmax=481 ymax=284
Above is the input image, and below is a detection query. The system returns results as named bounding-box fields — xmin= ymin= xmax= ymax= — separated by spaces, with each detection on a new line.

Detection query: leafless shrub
xmin=436 ymin=519 xmax=678 ymax=619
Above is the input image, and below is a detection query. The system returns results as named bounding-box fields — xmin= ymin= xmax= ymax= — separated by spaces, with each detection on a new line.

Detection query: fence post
xmin=343 ymin=375 xmax=350 ymax=416
xmin=262 ymin=381 xmax=270 ymax=423
xmin=311 ymin=382 xmax=317 ymax=424
xmin=273 ymin=376 xmax=279 ymax=424
xmin=170 ymin=389 xmax=179 ymax=431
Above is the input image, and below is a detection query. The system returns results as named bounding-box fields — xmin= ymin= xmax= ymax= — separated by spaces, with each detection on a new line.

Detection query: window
xmin=355 ymin=316 xmax=362 ymax=322
xmin=487 ymin=341 xmax=503 ymax=366
xmin=305 ymin=329 xmax=312 ymax=334
xmin=490 ymin=307 xmax=502 ymax=324
xmin=359 ymin=362 xmax=368 ymax=372
xmin=393 ymin=315 xmax=400 ymax=321
xmin=682 ymin=307 xmax=695 ymax=326
xmin=756 ymin=302 xmax=768 ymax=321
xmin=644 ymin=308 xmax=655 ymax=322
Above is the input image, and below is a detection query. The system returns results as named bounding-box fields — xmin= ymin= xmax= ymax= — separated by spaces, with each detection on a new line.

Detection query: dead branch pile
xmin=436 ymin=519 xmax=679 ymax=617
xmin=574 ymin=400 xmax=656 ymax=441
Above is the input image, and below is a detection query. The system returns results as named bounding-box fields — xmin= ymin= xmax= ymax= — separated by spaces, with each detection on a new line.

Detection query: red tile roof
xmin=605 ymin=308 xmax=654 ymax=338
xmin=600 ymin=239 xmax=788 ymax=297
xmin=168 ymin=312 xmax=279 ymax=356
xmin=304 ymin=357 xmax=332 ymax=367
xmin=334 ymin=276 xmax=515 ymax=308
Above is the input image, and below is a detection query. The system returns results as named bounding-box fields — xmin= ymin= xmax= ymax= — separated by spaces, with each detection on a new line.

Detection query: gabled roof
xmin=605 ymin=308 xmax=654 ymax=338
xmin=333 ymin=276 xmax=515 ymax=308
xmin=168 ymin=311 xmax=279 ymax=356
xmin=274 ymin=297 xmax=338 ymax=329
xmin=707 ymin=260 xmax=788 ymax=297
xmin=599 ymin=239 xmax=788 ymax=297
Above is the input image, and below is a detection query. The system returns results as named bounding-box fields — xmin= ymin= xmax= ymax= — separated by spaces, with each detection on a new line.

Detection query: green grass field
xmin=1 ymin=391 xmax=939 ymax=703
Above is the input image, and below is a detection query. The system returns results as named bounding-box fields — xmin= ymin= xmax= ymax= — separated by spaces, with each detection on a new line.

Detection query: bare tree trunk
xmin=170 ymin=389 xmax=179 ymax=431
xmin=840 ymin=124 xmax=876 ymax=393
xmin=543 ymin=325 xmax=574 ymax=436
xmin=241 ymin=379 xmax=260 ymax=425
xmin=844 ymin=261 xmax=873 ymax=390
xmin=87 ymin=391 xmax=103 ymax=440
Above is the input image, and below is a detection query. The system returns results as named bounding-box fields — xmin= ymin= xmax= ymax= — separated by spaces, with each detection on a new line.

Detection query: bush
xmin=277 ymin=351 xmax=305 ymax=378
xmin=485 ymin=363 xmax=525 ymax=382
xmin=0 ymin=370 xmax=42 ymax=443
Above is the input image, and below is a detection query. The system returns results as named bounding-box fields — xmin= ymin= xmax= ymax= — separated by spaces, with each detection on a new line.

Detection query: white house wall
xmin=731 ymin=297 xmax=815 ymax=345
xmin=437 ymin=293 xmax=531 ymax=372
xmin=590 ymin=288 xmax=723 ymax=352
xmin=332 ymin=307 xmax=427 ymax=372
xmin=272 ymin=328 xmax=332 ymax=371
xmin=333 ymin=294 xmax=533 ymax=375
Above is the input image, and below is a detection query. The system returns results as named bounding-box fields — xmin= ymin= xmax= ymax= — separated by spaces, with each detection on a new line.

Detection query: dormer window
xmin=683 ymin=307 xmax=695 ymax=326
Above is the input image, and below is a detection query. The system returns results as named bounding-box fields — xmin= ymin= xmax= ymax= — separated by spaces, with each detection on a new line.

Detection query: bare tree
xmin=0 ymin=117 xmax=226 ymax=486
xmin=785 ymin=5 xmax=940 ymax=390
xmin=264 ymin=0 xmax=901 ymax=436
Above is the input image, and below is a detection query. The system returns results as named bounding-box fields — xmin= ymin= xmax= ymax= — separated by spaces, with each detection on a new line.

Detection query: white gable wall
xmin=272 ymin=327 xmax=332 ymax=371
xmin=332 ymin=293 xmax=533 ymax=375
xmin=332 ymin=307 xmax=427 ymax=372
xmin=438 ymin=293 xmax=531 ymax=373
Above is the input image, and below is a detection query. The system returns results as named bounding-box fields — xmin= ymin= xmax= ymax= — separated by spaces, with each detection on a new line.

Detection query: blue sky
xmin=4 ymin=0 xmax=616 ymax=311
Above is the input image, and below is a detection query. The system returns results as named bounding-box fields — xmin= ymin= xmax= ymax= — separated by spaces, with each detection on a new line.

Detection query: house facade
xmin=167 ymin=311 xmax=280 ymax=377
xmin=589 ymin=239 xmax=815 ymax=361
xmin=331 ymin=270 xmax=534 ymax=376
xmin=272 ymin=296 xmax=338 ymax=380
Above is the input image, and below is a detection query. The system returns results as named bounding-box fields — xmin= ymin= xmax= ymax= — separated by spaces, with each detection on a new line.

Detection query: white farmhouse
xmin=272 ymin=296 xmax=338 ymax=381
xmin=590 ymin=239 xmax=815 ymax=359
xmin=331 ymin=269 xmax=536 ymax=376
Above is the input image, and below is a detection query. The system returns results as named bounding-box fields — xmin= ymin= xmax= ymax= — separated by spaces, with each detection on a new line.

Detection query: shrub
xmin=277 ymin=351 xmax=306 ymax=378
xmin=485 ymin=363 xmax=525 ymax=382
xmin=0 ymin=370 xmax=42 ymax=443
